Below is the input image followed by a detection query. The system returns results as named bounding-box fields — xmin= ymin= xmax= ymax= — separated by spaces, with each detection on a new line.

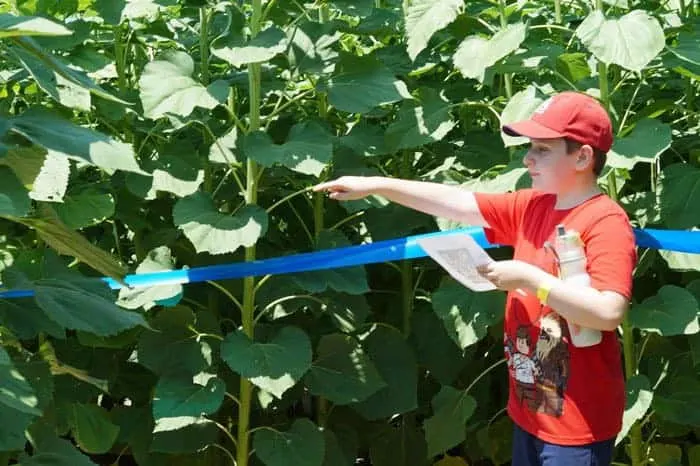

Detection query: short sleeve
xmin=474 ymin=189 xmax=537 ymax=246
xmin=582 ymin=213 xmax=636 ymax=300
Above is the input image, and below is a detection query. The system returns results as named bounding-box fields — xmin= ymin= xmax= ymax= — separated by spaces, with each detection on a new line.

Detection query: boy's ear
xmin=576 ymin=145 xmax=595 ymax=172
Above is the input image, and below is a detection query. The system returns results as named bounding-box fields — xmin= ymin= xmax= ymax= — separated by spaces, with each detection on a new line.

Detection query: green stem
xmin=236 ymin=2 xmax=263 ymax=465
xmin=622 ymin=319 xmax=644 ymax=465
xmin=200 ymin=7 xmax=210 ymax=85
xmin=401 ymin=261 xmax=413 ymax=336
xmin=114 ymin=26 xmax=127 ymax=94
xmin=498 ymin=0 xmax=513 ymax=99
xmin=608 ymin=158 xmax=643 ymax=466
xmin=554 ymin=0 xmax=562 ymax=24
xmin=314 ymin=3 xmax=332 ymax=429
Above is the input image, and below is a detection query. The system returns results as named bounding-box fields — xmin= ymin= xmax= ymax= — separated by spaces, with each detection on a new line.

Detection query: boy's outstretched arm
xmin=313 ymin=176 xmax=490 ymax=227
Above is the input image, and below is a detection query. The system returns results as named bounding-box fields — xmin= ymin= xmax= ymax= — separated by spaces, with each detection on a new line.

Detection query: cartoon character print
xmin=533 ymin=312 xmax=569 ymax=416
xmin=506 ymin=326 xmax=538 ymax=410
xmin=505 ymin=312 xmax=570 ymax=417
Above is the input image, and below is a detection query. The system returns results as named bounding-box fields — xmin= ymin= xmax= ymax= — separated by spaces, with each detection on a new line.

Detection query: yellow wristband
xmin=536 ymin=281 xmax=554 ymax=304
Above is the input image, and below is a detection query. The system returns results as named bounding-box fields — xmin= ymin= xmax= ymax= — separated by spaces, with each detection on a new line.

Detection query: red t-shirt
xmin=474 ymin=189 xmax=636 ymax=445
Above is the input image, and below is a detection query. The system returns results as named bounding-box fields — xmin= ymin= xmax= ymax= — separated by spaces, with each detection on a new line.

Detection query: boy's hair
xmin=564 ymin=138 xmax=607 ymax=177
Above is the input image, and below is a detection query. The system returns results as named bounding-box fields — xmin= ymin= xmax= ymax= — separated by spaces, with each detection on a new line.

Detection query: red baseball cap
xmin=502 ymin=92 xmax=613 ymax=152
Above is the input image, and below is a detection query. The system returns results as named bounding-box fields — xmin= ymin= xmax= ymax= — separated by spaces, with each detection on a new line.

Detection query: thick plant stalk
xmin=498 ymin=0 xmax=513 ymax=98
xmin=200 ymin=7 xmax=210 ymax=86
xmin=597 ymin=24 xmax=643 ymax=461
xmin=315 ymin=1 xmax=331 ymax=428
xmin=236 ymin=1 xmax=263 ymax=465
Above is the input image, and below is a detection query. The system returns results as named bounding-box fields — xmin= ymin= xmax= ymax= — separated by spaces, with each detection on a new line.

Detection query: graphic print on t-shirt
xmin=505 ymin=310 xmax=570 ymax=417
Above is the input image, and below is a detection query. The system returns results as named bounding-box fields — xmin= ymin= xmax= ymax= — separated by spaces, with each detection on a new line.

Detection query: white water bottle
xmin=553 ymin=224 xmax=602 ymax=347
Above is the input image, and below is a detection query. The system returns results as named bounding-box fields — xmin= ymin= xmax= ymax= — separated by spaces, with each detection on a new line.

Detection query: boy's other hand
xmin=313 ymin=176 xmax=380 ymax=201
xmin=476 ymin=260 xmax=545 ymax=292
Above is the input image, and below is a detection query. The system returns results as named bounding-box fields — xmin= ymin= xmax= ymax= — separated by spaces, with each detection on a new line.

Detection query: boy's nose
xmin=523 ymin=152 xmax=534 ymax=167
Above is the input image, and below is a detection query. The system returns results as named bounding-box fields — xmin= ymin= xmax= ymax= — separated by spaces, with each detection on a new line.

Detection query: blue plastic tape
xmin=0 ymin=227 xmax=698 ymax=299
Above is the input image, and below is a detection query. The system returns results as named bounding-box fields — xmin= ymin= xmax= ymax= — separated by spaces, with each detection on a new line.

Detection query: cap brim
xmin=502 ymin=120 xmax=564 ymax=139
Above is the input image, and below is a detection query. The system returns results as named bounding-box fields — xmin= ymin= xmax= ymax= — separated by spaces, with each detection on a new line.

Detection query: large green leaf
xmin=321 ymin=55 xmax=411 ymax=113
xmin=253 ymin=418 xmax=325 ymax=466
xmin=432 ymin=281 xmax=506 ymax=349
xmin=27 ymin=152 xmax=70 ymax=202
xmin=150 ymin=416 xmax=218 ymax=454
xmin=0 ymin=297 xmax=65 ymax=339
xmin=628 ymin=285 xmax=700 ymax=336
xmin=16 ymin=204 xmax=127 ymax=283
xmin=139 ymin=51 xmax=227 ymax=120
xmin=404 ymin=0 xmax=463 ymax=60
xmin=208 ymin=127 xmax=239 ymax=165
xmin=500 ymin=86 xmax=545 ymax=147
xmin=384 ymin=88 xmax=456 ymax=152
xmin=304 ymin=333 xmax=385 ymax=405
xmin=659 ymin=163 xmax=700 ymax=229
xmin=211 ymin=26 xmax=287 ymax=67
xmin=20 ymin=434 xmax=98 ymax=466
xmin=575 ymin=10 xmax=665 ymax=72
xmin=0 ymin=14 xmax=72 ymax=37
xmin=221 ymin=326 xmax=312 ymax=399
xmin=153 ymin=372 xmax=225 ymax=420
xmin=607 ymin=119 xmax=671 ymax=170
xmin=9 ymin=109 xmax=142 ymax=174
xmin=338 ymin=121 xmax=389 ymax=157
xmin=9 ymin=45 xmax=91 ymax=111
xmin=423 ymin=386 xmax=476 ymax=457
xmin=0 ymin=166 xmax=31 ymax=216
xmin=173 ymin=192 xmax=268 ymax=255
xmin=351 ymin=326 xmax=417 ymax=420
xmin=137 ymin=306 xmax=214 ymax=377
xmin=94 ymin=0 xmax=172 ymax=24
xmin=323 ymin=292 xmax=370 ymax=333
xmin=369 ymin=418 xmax=428 ymax=466
xmin=453 ymin=23 xmax=527 ymax=82
xmin=653 ymin=376 xmax=700 ymax=426
xmin=409 ymin=309 xmax=467 ymax=385
xmin=616 ymin=375 xmax=653 ymax=445
xmin=69 ymin=403 xmax=120 ymax=454
xmin=117 ymin=246 xmax=183 ymax=311
xmin=0 ymin=403 xmax=33 ymax=450
xmin=33 ymin=277 xmax=147 ymax=336
xmin=54 ymin=189 xmax=115 ymax=229
xmin=0 ymin=347 xmax=40 ymax=415
xmin=321 ymin=428 xmax=358 ymax=466
xmin=286 ymin=20 xmax=341 ymax=74
xmin=9 ymin=36 xmax=126 ymax=104
xmin=243 ymin=122 xmax=333 ymax=177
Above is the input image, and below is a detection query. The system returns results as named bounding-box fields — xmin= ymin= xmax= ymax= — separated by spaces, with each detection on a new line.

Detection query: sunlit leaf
xmin=575 ymin=10 xmax=665 ymax=72
xmin=304 ymin=333 xmax=385 ymax=405
xmin=173 ymin=192 xmax=268 ymax=255
xmin=221 ymin=326 xmax=312 ymax=399
xmin=139 ymin=51 xmax=227 ymax=119
xmin=405 ymin=0 xmax=463 ymax=61
xmin=629 ymin=285 xmax=700 ymax=336
xmin=0 ymin=14 xmax=72 ymax=37
xmin=212 ymin=26 xmax=288 ymax=67
xmin=453 ymin=23 xmax=527 ymax=82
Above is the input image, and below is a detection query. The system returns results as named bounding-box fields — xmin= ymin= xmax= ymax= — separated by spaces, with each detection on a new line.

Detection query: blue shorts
xmin=512 ymin=424 xmax=614 ymax=466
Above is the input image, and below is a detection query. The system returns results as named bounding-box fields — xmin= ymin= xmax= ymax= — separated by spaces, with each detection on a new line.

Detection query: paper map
xmin=416 ymin=233 xmax=497 ymax=292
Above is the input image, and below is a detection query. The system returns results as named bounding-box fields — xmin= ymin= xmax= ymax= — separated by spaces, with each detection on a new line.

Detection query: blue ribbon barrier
xmin=0 ymin=227 xmax=698 ymax=299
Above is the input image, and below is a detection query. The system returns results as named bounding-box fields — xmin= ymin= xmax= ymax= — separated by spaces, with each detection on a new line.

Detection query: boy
xmin=313 ymin=91 xmax=636 ymax=466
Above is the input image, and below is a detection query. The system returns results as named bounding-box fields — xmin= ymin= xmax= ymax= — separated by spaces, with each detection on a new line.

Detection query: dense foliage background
xmin=0 ymin=0 xmax=698 ymax=465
